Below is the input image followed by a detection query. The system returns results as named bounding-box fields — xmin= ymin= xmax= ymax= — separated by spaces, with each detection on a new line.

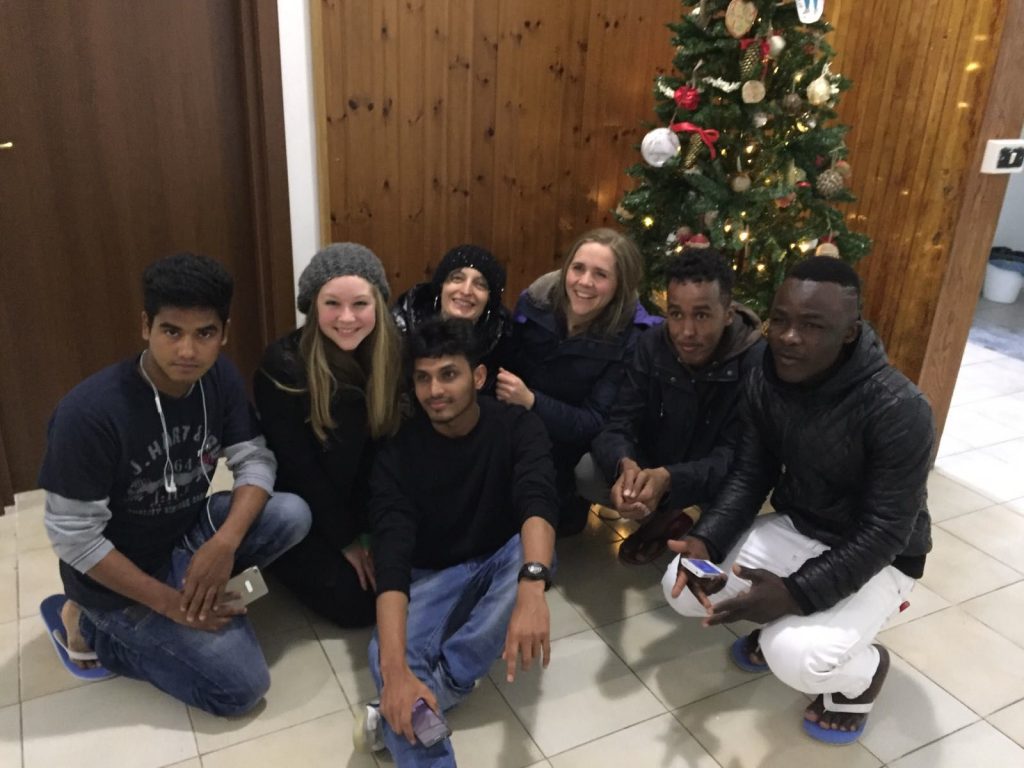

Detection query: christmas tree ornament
xmin=671 ymin=121 xmax=721 ymax=166
xmin=816 ymin=168 xmax=845 ymax=197
xmin=740 ymin=44 xmax=762 ymax=80
xmin=768 ymin=34 xmax=787 ymax=57
xmin=615 ymin=205 xmax=634 ymax=221
xmin=684 ymin=133 xmax=704 ymax=167
xmin=796 ymin=0 xmax=825 ymax=23
xmin=640 ymin=127 xmax=681 ymax=167
xmin=782 ymin=93 xmax=803 ymax=113
xmin=742 ymin=80 xmax=766 ymax=104
xmin=687 ymin=233 xmax=711 ymax=249
xmin=676 ymin=225 xmax=694 ymax=241
xmin=806 ymin=75 xmax=831 ymax=106
xmin=752 ymin=111 xmax=769 ymax=127
xmin=674 ymin=85 xmax=701 ymax=111
xmin=704 ymin=211 xmax=719 ymax=227
xmin=816 ymin=241 xmax=840 ymax=257
xmin=835 ymin=159 xmax=852 ymax=178
xmin=731 ymin=174 xmax=752 ymax=192
xmin=775 ymin=192 xmax=797 ymax=209
xmin=725 ymin=0 xmax=758 ymax=39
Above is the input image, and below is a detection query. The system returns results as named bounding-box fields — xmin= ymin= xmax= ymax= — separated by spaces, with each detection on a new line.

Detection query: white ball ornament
xmin=641 ymin=128 xmax=681 ymax=167
xmin=816 ymin=242 xmax=840 ymax=258
xmin=768 ymin=35 xmax=787 ymax=57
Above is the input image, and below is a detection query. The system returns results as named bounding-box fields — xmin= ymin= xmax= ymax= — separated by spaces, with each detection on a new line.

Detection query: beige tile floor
xmin=4 ymin=339 xmax=1024 ymax=767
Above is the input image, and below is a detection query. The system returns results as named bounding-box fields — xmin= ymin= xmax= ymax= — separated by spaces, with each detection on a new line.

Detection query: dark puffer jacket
xmin=591 ymin=303 xmax=764 ymax=511
xmin=503 ymin=272 xmax=661 ymax=460
xmin=690 ymin=323 xmax=934 ymax=615
xmin=392 ymin=281 xmax=512 ymax=390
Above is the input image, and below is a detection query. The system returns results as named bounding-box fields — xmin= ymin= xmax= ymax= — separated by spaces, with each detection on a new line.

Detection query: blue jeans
xmin=79 ymin=491 xmax=311 ymax=716
xmin=369 ymin=534 xmax=524 ymax=768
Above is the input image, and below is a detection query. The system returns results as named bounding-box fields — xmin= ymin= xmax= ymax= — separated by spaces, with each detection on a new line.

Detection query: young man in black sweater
xmin=356 ymin=318 xmax=559 ymax=767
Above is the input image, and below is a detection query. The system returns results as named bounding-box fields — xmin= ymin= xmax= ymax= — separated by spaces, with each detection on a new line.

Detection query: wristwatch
xmin=518 ymin=561 xmax=553 ymax=591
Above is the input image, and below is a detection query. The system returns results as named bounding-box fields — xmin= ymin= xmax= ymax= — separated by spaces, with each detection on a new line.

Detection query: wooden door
xmin=0 ymin=0 xmax=294 ymax=505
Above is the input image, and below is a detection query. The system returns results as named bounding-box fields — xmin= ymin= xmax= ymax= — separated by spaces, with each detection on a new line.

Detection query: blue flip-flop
xmin=729 ymin=632 xmax=769 ymax=673
xmin=40 ymin=594 xmax=116 ymax=681
xmin=802 ymin=693 xmax=872 ymax=745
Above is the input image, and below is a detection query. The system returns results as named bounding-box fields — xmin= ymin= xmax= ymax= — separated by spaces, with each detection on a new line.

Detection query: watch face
xmin=527 ymin=564 xmax=543 ymax=576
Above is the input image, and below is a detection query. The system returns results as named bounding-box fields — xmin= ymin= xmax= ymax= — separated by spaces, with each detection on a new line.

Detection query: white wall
xmin=277 ymin=0 xmax=321 ymax=318
xmin=992 ymin=125 xmax=1024 ymax=252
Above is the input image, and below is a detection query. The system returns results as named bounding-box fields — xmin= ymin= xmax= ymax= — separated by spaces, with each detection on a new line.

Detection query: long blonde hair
xmin=553 ymin=228 xmax=643 ymax=337
xmin=300 ymin=284 xmax=402 ymax=441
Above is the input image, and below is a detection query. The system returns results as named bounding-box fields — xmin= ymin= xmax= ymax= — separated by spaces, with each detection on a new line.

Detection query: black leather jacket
xmin=691 ymin=323 xmax=934 ymax=614
xmin=591 ymin=303 xmax=764 ymax=511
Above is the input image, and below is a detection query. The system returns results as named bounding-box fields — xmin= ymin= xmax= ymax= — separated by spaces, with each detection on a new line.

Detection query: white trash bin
xmin=983 ymin=260 xmax=1024 ymax=304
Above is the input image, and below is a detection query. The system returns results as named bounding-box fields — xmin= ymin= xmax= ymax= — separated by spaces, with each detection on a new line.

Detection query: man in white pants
xmin=663 ymin=257 xmax=933 ymax=745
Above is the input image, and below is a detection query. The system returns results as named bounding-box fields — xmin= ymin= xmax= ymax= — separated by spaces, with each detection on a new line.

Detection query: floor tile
xmin=990 ymin=699 xmax=1024 ymax=749
xmin=881 ymin=582 xmax=950 ymax=630
xmin=961 ymin=341 xmax=1007 ymax=365
xmin=950 ymin=361 xmax=1024 ymax=405
xmin=200 ymin=710 xmax=375 ymax=768
xmin=597 ymin=605 xmax=758 ymax=709
xmin=15 ymin=505 xmax=51 ymax=553
xmin=0 ymin=703 xmax=21 ymax=768
xmin=888 ymin=721 xmax=1024 ymax=768
xmin=162 ymin=761 xmax=201 ymax=768
xmin=555 ymin=529 xmax=666 ymax=628
xmin=0 ymin=513 xmax=17 ymax=558
xmin=935 ymin=449 xmax=1024 ymax=503
xmin=858 ymin=653 xmax=978 ymax=763
xmin=245 ymin=574 xmax=312 ymax=640
xmin=548 ymin=712 xmax=718 ymax=767
xmin=918 ymin=527 xmax=1021 ymax=603
xmin=0 ymin=620 xmax=18 ymax=707
xmin=961 ymin=392 xmax=1024 ymax=442
xmin=14 ymin=489 xmax=45 ymax=511
xmin=935 ymin=433 xmax=973 ymax=459
xmin=880 ymin=607 xmax=1024 ymax=715
xmin=489 ymin=630 xmax=665 ymax=756
xmin=941 ymin=405 xmax=1024 ymax=450
xmin=446 ymin=677 xmax=545 ymax=767
xmin=962 ymin=581 xmax=1024 ymax=649
xmin=927 ymin=471 xmax=998 ymax=522
xmin=311 ymin=618 xmax=377 ymax=707
xmin=674 ymin=674 xmax=880 ymax=767
xmin=17 ymin=546 xmax=62 ymax=619
xmin=19 ymin=615 xmax=94 ymax=702
xmin=0 ymin=555 xmax=17 ymax=625
xmin=545 ymin=587 xmax=590 ymax=641
xmin=190 ymin=623 xmax=347 ymax=753
xmin=940 ymin=505 xmax=1024 ymax=572
xmin=21 ymin=676 xmax=196 ymax=768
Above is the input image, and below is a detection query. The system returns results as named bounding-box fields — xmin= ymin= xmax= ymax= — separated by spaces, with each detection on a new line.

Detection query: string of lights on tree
xmin=616 ymin=0 xmax=870 ymax=314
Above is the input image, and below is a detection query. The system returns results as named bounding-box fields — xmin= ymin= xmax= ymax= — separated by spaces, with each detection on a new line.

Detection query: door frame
xmin=0 ymin=0 xmax=294 ymax=508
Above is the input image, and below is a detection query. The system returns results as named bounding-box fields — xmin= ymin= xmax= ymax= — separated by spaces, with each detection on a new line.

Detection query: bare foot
xmin=804 ymin=645 xmax=890 ymax=732
xmin=741 ymin=629 xmax=766 ymax=667
xmin=60 ymin=599 xmax=99 ymax=670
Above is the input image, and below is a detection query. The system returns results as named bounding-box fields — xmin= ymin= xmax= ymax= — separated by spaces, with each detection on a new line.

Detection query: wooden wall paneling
xmin=367 ymin=0 xmax=401 ymax=271
xmin=422 ymin=0 xmax=453 ymax=264
xmin=310 ymin=0 xmax=332 ymax=246
xmin=919 ymin=0 xmax=1024 ymax=438
xmin=467 ymin=2 xmax=501 ymax=252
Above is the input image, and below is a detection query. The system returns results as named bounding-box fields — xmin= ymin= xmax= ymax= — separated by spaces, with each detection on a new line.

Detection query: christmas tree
xmin=616 ymin=0 xmax=870 ymax=314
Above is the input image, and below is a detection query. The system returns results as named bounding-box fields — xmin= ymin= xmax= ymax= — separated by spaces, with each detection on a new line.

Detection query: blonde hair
xmin=553 ymin=228 xmax=643 ymax=337
xmin=300 ymin=284 xmax=402 ymax=441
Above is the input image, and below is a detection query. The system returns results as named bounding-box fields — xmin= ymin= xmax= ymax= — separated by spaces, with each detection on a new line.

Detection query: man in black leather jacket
xmin=663 ymin=257 xmax=933 ymax=746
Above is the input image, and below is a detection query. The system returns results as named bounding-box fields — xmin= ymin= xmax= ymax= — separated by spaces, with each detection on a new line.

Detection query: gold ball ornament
xmin=806 ymin=76 xmax=831 ymax=106
xmin=816 ymin=168 xmax=845 ymax=198
xmin=816 ymin=242 xmax=840 ymax=258
xmin=742 ymin=80 xmax=766 ymax=104
xmin=725 ymin=0 xmax=758 ymax=38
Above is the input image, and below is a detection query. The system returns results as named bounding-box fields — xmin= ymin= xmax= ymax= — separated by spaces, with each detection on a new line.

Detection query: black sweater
xmin=254 ymin=330 xmax=374 ymax=552
xmin=370 ymin=397 xmax=559 ymax=596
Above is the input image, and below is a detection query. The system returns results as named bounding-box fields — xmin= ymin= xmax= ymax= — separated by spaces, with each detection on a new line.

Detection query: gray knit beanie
xmin=296 ymin=242 xmax=391 ymax=314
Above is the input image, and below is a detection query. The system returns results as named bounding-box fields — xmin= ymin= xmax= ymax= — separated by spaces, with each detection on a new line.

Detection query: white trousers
xmin=662 ymin=514 xmax=915 ymax=698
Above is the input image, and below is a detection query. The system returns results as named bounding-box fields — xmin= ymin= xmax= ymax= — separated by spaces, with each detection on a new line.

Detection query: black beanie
xmin=431 ymin=245 xmax=506 ymax=311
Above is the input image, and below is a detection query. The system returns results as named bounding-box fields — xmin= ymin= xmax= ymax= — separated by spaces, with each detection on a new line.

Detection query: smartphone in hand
xmin=678 ymin=558 xmax=726 ymax=579
xmin=411 ymin=698 xmax=451 ymax=747
xmin=220 ymin=566 xmax=269 ymax=610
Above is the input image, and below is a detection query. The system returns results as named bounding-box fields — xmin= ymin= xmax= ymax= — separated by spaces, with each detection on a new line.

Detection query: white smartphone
xmin=221 ymin=566 xmax=269 ymax=609
xmin=678 ymin=558 xmax=726 ymax=579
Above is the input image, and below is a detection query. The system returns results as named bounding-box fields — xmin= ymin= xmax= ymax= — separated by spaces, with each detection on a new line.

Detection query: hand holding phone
xmin=218 ymin=566 xmax=269 ymax=611
xmin=411 ymin=698 xmax=451 ymax=747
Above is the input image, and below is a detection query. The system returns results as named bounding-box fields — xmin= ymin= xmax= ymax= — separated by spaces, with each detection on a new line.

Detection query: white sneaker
xmin=353 ymin=703 xmax=385 ymax=753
